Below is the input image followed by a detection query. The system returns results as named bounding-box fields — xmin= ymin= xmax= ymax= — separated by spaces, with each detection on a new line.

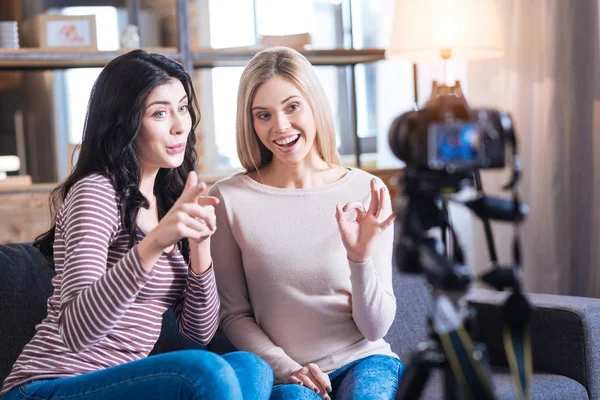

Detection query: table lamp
xmin=0 ymin=155 xmax=20 ymax=179
xmin=386 ymin=0 xmax=504 ymax=104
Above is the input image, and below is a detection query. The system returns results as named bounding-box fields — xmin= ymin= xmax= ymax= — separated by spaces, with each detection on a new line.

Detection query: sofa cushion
xmin=418 ymin=368 xmax=589 ymax=400
xmin=385 ymin=271 xmax=432 ymax=362
xmin=0 ymin=243 xmax=55 ymax=383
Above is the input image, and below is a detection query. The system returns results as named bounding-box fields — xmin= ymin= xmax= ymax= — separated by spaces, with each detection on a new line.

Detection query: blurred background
xmin=0 ymin=0 xmax=599 ymax=299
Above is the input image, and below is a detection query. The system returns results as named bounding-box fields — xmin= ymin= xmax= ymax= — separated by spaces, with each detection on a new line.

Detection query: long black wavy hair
xmin=34 ymin=49 xmax=200 ymax=264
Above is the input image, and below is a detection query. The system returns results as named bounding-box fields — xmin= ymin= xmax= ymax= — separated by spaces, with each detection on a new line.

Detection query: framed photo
xmin=22 ymin=14 xmax=97 ymax=51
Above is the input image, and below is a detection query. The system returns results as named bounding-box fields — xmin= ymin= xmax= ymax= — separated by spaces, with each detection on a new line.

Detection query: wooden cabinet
xmin=0 ymin=185 xmax=53 ymax=244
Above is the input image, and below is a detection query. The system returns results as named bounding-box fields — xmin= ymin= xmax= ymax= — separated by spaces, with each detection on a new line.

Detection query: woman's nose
xmin=273 ymin=112 xmax=291 ymax=132
xmin=171 ymin=112 xmax=187 ymax=135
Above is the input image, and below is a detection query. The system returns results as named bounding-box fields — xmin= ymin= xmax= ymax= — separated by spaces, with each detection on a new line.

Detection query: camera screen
xmin=428 ymin=122 xmax=481 ymax=168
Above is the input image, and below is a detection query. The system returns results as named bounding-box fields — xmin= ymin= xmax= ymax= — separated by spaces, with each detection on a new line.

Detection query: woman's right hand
xmin=137 ymin=171 xmax=219 ymax=271
xmin=288 ymin=363 xmax=332 ymax=400
xmin=151 ymin=171 xmax=219 ymax=248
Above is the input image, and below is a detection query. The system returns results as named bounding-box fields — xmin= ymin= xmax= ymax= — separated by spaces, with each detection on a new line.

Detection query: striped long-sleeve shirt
xmin=1 ymin=174 xmax=219 ymax=396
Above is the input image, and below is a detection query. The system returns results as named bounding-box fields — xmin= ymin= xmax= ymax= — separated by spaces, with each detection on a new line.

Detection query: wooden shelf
xmin=0 ymin=47 xmax=386 ymax=70
xmin=192 ymin=47 xmax=386 ymax=68
xmin=0 ymin=47 xmax=180 ymax=69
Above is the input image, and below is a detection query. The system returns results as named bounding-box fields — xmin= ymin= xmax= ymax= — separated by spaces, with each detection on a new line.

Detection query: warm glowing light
xmin=387 ymin=0 xmax=504 ymax=62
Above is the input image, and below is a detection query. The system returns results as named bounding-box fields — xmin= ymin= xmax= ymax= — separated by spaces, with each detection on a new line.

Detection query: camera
xmin=388 ymin=82 xmax=525 ymax=288
xmin=389 ymin=83 xmax=512 ymax=175
xmin=389 ymin=82 xmax=531 ymax=400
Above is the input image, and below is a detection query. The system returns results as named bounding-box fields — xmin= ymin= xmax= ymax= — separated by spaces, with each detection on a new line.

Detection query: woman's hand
xmin=138 ymin=172 xmax=219 ymax=271
xmin=288 ymin=363 xmax=332 ymax=400
xmin=152 ymin=171 xmax=219 ymax=247
xmin=335 ymin=178 xmax=395 ymax=264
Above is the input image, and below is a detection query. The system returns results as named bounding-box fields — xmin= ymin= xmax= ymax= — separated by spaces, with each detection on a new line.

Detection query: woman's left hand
xmin=335 ymin=179 xmax=396 ymax=263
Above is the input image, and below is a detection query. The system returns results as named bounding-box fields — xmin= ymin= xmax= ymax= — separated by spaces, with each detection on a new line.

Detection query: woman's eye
xmin=256 ymin=113 xmax=269 ymax=120
xmin=179 ymin=105 xmax=189 ymax=112
xmin=153 ymin=110 xmax=167 ymax=118
xmin=287 ymin=103 xmax=299 ymax=112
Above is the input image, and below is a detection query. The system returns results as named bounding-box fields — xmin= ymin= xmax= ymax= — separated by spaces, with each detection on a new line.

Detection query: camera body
xmin=389 ymin=83 xmax=520 ymax=283
xmin=389 ymin=89 xmax=512 ymax=174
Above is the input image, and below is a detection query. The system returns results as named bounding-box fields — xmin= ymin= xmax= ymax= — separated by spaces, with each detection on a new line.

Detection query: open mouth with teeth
xmin=274 ymin=134 xmax=300 ymax=148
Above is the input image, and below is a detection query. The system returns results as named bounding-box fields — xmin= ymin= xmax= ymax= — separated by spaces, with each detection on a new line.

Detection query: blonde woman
xmin=209 ymin=47 xmax=403 ymax=400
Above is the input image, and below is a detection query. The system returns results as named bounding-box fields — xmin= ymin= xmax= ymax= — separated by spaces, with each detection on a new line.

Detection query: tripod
xmin=393 ymin=180 xmax=496 ymax=400
xmin=387 ymin=78 xmax=530 ymax=400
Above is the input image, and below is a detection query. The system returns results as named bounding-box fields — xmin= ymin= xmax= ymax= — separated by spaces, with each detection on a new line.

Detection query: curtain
xmin=465 ymin=0 xmax=600 ymax=296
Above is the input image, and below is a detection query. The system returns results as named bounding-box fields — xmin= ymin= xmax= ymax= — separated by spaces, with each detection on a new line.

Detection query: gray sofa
xmin=1 ymin=242 xmax=599 ymax=399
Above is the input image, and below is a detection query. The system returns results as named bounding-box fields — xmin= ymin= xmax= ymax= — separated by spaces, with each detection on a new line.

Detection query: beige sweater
xmin=209 ymin=168 xmax=398 ymax=383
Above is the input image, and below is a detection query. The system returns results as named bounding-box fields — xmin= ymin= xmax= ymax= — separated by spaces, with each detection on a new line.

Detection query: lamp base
xmin=428 ymin=80 xmax=469 ymax=108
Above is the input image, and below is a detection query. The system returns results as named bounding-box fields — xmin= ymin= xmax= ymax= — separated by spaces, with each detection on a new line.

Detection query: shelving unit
xmin=0 ymin=0 xmax=386 ymax=175
xmin=0 ymin=0 xmax=399 ymax=243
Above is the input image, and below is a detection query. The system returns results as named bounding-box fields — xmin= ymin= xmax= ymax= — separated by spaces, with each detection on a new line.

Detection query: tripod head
xmin=394 ymin=168 xmax=473 ymax=293
xmin=394 ymin=165 xmax=528 ymax=290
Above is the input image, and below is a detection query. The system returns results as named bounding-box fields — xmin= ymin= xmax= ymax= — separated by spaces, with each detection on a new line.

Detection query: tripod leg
xmin=443 ymin=364 xmax=460 ymax=400
xmin=395 ymin=349 xmax=433 ymax=400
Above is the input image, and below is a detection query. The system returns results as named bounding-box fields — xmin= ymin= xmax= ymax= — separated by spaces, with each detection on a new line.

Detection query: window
xmin=203 ymin=0 xmax=413 ymax=173
xmin=52 ymin=1 xmax=428 ymax=178
xmin=203 ymin=0 xmax=470 ymax=172
xmin=51 ymin=6 xmax=165 ymax=179
xmin=53 ymin=6 xmax=121 ymax=178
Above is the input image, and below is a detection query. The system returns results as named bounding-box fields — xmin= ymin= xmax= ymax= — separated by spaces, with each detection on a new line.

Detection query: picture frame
xmin=22 ymin=14 xmax=97 ymax=51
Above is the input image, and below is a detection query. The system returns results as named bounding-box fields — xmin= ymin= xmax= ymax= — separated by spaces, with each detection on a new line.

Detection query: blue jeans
xmin=270 ymin=355 xmax=403 ymax=400
xmin=3 ymin=350 xmax=273 ymax=400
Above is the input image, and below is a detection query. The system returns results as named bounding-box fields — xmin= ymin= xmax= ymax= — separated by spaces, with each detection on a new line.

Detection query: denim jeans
xmin=3 ymin=350 xmax=273 ymax=400
xmin=270 ymin=355 xmax=403 ymax=400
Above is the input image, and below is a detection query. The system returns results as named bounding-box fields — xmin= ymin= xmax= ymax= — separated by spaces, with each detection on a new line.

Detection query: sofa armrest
xmin=468 ymin=288 xmax=600 ymax=400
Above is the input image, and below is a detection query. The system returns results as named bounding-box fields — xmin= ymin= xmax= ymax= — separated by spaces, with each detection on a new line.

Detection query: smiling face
xmin=251 ymin=75 xmax=320 ymax=168
xmin=135 ymin=78 xmax=191 ymax=172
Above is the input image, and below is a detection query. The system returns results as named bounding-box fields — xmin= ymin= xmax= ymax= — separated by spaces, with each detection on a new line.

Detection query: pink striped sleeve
xmin=58 ymin=177 xmax=153 ymax=352
xmin=172 ymin=267 xmax=220 ymax=345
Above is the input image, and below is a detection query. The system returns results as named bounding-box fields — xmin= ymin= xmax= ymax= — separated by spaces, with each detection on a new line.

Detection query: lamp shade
xmin=0 ymin=155 xmax=19 ymax=172
xmin=387 ymin=0 xmax=504 ymax=62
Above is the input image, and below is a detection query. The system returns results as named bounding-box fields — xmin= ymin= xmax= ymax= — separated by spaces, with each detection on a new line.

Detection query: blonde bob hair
xmin=236 ymin=46 xmax=341 ymax=172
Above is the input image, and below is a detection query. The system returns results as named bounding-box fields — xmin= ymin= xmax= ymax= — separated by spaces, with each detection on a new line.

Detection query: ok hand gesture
xmin=335 ymin=179 xmax=395 ymax=264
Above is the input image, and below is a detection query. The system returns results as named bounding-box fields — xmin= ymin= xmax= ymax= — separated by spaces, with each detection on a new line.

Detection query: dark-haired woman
xmin=0 ymin=50 xmax=272 ymax=400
